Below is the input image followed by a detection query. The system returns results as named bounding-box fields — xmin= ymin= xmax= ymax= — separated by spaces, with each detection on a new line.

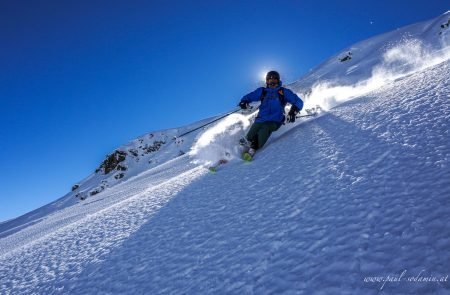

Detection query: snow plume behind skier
xmin=190 ymin=113 xmax=252 ymax=167
xmin=303 ymin=38 xmax=450 ymax=111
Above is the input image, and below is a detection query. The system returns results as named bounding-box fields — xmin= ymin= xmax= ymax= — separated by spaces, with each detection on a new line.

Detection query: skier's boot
xmin=242 ymin=148 xmax=255 ymax=161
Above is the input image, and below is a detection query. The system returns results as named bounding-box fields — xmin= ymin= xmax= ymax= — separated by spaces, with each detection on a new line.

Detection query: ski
xmin=208 ymin=159 xmax=229 ymax=173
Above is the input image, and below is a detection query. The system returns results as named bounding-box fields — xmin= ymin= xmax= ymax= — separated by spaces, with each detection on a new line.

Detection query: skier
xmin=238 ymin=70 xmax=304 ymax=159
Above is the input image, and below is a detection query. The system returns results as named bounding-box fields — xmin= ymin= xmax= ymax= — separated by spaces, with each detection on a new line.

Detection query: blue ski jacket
xmin=240 ymin=83 xmax=304 ymax=124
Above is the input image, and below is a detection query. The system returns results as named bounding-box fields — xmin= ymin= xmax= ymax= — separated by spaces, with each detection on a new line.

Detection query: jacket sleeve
xmin=284 ymin=88 xmax=304 ymax=111
xmin=240 ymin=87 xmax=264 ymax=103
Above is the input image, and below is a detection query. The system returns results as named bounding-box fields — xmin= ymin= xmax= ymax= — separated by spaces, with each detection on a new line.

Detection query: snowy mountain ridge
xmin=291 ymin=11 xmax=450 ymax=109
xmin=0 ymin=12 xmax=449 ymax=294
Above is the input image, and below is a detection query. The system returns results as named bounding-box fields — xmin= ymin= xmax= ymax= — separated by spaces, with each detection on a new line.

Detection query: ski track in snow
xmin=1 ymin=65 xmax=450 ymax=293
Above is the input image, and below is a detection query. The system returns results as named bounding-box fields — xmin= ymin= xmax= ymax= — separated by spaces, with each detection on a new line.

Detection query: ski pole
xmin=296 ymin=113 xmax=318 ymax=119
xmin=174 ymin=108 xmax=242 ymax=139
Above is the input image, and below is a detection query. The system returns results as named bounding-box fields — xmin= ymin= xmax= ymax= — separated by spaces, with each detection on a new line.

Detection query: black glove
xmin=239 ymin=101 xmax=249 ymax=109
xmin=287 ymin=105 xmax=300 ymax=123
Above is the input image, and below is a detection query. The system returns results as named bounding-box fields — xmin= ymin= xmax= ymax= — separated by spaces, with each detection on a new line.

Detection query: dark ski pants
xmin=246 ymin=121 xmax=280 ymax=150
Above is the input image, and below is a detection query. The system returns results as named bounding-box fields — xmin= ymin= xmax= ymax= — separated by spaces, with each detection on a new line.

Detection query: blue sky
xmin=0 ymin=0 xmax=448 ymax=222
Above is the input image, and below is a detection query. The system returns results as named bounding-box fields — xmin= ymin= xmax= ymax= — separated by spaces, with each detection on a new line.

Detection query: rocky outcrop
xmin=77 ymin=136 xmax=169 ymax=201
xmin=142 ymin=140 xmax=165 ymax=154
xmin=71 ymin=184 xmax=80 ymax=191
xmin=95 ymin=150 xmax=128 ymax=174
xmin=114 ymin=173 xmax=125 ymax=180
xmin=439 ymin=18 xmax=450 ymax=35
xmin=128 ymin=149 xmax=139 ymax=157
xmin=339 ymin=51 xmax=352 ymax=62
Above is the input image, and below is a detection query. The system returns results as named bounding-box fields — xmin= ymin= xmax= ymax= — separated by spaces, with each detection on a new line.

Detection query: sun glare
xmin=259 ymin=70 xmax=267 ymax=82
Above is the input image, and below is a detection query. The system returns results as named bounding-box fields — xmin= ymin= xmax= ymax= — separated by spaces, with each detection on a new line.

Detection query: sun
xmin=259 ymin=70 xmax=268 ymax=82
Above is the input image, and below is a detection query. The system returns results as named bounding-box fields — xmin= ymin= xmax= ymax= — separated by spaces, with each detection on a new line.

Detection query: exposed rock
xmin=96 ymin=150 xmax=127 ymax=174
xmin=89 ymin=187 xmax=104 ymax=196
xmin=143 ymin=141 xmax=165 ymax=154
xmin=116 ymin=164 xmax=127 ymax=171
xmin=76 ymin=193 xmax=87 ymax=201
xmin=440 ymin=19 xmax=450 ymax=35
xmin=114 ymin=173 xmax=125 ymax=180
xmin=71 ymin=184 xmax=80 ymax=191
xmin=339 ymin=51 xmax=352 ymax=62
xmin=128 ymin=149 xmax=139 ymax=157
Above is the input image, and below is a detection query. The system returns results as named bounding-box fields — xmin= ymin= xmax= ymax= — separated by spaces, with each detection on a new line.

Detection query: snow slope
xmin=1 ymin=12 xmax=449 ymax=295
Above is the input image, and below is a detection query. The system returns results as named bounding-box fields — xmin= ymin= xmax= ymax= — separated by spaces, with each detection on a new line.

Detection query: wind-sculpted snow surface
xmin=0 ymin=158 xmax=209 ymax=293
xmin=1 ymin=59 xmax=449 ymax=294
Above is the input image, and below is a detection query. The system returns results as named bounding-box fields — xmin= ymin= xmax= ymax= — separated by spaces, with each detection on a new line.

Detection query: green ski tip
xmin=242 ymin=153 xmax=253 ymax=162
xmin=208 ymin=167 xmax=217 ymax=173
